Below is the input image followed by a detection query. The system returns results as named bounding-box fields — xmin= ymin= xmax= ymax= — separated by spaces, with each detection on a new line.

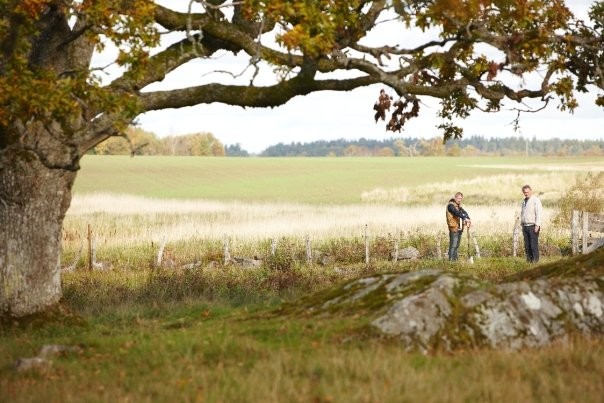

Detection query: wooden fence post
xmin=156 ymin=239 xmax=167 ymax=268
xmin=223 ymin=235 xmax=230 ymax=265
xmin=582 ymin=212 xmax=589 ymax=254
xmin=305 ymin=235 xmax=312 ymax=263
xmin=585 ymin=213 xmax=604 ymax=253
xmin=364 ymin=225 xmax=369 ymax=265
xmin=393 ymin=235 xmax=399 ymax=262
xmin=87 ymin=224 xmax=93 ymax=271
xmin=571 ymin=210 xmax=580 ymax=255
xmin=472 ymin=231 xmax=481 ymax=259
xmin=270 ymin=238 xmax=277 ymax=256
xmin=512 ymin=213 xmax=521 ymax=257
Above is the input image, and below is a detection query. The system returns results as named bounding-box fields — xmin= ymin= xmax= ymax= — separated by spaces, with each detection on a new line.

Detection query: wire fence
xmin=64 ymin=224 xmax=497 ymax=272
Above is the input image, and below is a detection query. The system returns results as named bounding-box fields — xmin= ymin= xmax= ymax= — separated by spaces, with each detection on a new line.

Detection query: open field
xmin=64 ymin=155 xmax=603 ymax=258
xmin=3 ymin=156 xmax=603 ymax=402
xmin=74 ymin=155 xmax=604 ymax=204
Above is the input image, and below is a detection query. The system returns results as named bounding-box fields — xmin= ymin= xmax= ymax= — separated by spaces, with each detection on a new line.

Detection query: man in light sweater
xmin=520 ymin=184 xmax=543 ymax=263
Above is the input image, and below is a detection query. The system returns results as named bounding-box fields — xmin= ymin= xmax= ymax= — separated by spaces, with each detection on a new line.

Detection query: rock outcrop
xmin=297 ymin=248 xmax=604 ymax=352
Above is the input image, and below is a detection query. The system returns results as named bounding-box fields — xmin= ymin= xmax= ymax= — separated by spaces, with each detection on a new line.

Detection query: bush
xmin=263 ymin=237 xmax=301 ymax=272
xmin=320 ymin=237 xmax=366 ymax=264
xmin=551 ymin=172 xmax=604 ymax=229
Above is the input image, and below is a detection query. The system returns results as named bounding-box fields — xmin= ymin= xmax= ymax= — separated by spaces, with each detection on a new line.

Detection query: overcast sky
xmin=126 ymin=1 xmax=603 ymax=153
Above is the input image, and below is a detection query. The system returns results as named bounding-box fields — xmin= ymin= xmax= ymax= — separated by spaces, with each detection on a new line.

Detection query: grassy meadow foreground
xmin=2 ymin=259 xmax=604 ymax=402
xmin=2 ymin=155 xmax=604 ymax=402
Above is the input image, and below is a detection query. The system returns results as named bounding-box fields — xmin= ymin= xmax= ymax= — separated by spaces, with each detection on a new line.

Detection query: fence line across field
xmin=62 ymin=212 xmax=604 ymax=271
xmin=74 ymin=224 xmax=487 ymax=272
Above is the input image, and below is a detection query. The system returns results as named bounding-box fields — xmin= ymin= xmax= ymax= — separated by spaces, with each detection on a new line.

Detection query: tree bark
xmin=0 ymin=149 xmax=76 ymax=317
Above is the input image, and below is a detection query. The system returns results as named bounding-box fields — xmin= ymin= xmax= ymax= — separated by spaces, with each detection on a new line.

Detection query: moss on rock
xmin=287 ymin=249 xmax=604 ymax=352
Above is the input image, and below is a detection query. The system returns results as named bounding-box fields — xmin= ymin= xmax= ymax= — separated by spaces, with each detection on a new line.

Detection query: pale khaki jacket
xmin=521 ymin=196 xmax=543 ymax=227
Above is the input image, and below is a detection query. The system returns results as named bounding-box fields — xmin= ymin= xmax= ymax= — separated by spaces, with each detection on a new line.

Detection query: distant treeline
xmin=91 ymin=127 xmax=602 ymax=157
xmin=90 ymin=127 xmax=250 ymax=157
xmin=260 ymin=136 xmax=604 ymax=157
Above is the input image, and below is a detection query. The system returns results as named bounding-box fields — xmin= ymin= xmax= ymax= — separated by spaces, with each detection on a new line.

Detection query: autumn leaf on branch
xmin=373 ymin=89 xmax=393 ymax=122
xmin=373 ymin=89 xmax=420 ymax=133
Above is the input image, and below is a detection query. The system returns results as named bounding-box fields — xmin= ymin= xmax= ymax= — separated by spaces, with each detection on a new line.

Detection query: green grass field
xmin=74 ymin=155 xmax=604 ymax=204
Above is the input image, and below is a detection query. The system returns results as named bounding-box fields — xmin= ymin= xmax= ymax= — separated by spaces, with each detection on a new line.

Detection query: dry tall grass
xmin=64 ymin=192 xmax=550 ymax=249
xmin=63 ymin=169 xmax=604 ymax=252
xmin=361 ymin=171 xmax=582 ymax=205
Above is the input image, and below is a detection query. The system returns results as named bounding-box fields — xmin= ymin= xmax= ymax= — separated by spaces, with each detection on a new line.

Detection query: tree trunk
xmin=0 ymin=150 xmax=76 ymax=317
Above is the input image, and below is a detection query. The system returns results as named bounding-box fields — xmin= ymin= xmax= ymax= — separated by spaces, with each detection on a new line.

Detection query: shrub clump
xmin=551 ymin=172 xmax=603 ymax=228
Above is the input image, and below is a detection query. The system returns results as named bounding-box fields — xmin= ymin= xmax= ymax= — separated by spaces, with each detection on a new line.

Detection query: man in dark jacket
xmin=446 ymin=192 xmax=471 ymax=261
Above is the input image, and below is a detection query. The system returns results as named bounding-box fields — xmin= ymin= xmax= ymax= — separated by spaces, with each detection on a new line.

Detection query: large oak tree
xmin=1 ymin=0 xmax=602 ymax=317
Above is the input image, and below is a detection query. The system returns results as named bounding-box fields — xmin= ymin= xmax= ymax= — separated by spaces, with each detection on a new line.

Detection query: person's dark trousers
xmin=522 ymin=225 xmax=540 ymax=263
xmin=448 ymin=230 xmax=462 ymax=261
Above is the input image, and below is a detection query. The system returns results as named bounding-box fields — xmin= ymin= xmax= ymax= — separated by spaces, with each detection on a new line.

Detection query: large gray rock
xmin=299 ymin=249 xmax=604 ymax=352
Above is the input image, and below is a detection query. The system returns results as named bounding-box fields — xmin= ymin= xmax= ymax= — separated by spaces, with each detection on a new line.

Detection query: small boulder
xmin=392 ymin=246 xmax=421 ymax=260
xmin=14 ymin=357 xmax=52 ymax=373
xmin=231 ymin=256 xmax=262 ymax=268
